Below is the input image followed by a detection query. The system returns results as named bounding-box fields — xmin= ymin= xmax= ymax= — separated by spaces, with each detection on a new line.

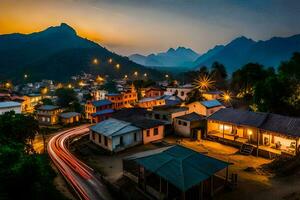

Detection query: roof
xmin=209 ymin=108 xmax=300 ymax=137
xmin=175 ymin=112 xmax=205 ymax=122
xmin=37 ymin=105 xmax=60 ymax=111
xmin=125 ymin=145 xmax=229 ymax=191
xmin=0 ymin=101 xmax=21 ymax=108
xmin=209 ymin=108 xmax=267 ymax=127
xmin=91 ymin=99 xmax=112 ymax=107
xmin=200 ymin=100 xmax=223 ymax=108
xmin=127 ymin=118 xmax=165 ymax=129
xmin=90 ymin=118 xmax=140 ymax=138
xmin=153 ymin=106 xmax=188 ymax=113
xmin=106 ymin=93 xmax=121 ymax=96
xmin=260 ymin=113 xmax=300 ymax=137
xmin=92 ymin=109 xmax=114 ymax=116
xmin=112 ymin=108 xmax=147 ymax=119
xmin=60 ymin=112 xmax=80 ymax=119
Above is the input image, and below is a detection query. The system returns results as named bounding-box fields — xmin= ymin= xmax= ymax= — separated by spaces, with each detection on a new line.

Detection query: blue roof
xmin=200 ymin=100 xmax=222 ymax=108
xmin=106 ymin=93 xmax=121 ymax=96
xmin=126 ymin=145 xmax=229 ymax=191
xmin=38 ymin=105 xmax=60 ymax=111
xmin=59 ymin=112 xmax=80 ymax=118
xmin=92 ymin=99 xmax=112 ymax=107
xmin=91 ymin=109 xmax=114 ymax=116
xmin=0 ymin=101 xmax=21 ymax=108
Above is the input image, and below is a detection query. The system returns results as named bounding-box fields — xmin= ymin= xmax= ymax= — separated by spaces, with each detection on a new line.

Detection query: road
xmin=47 ymin=125 xmax=113 ymax=200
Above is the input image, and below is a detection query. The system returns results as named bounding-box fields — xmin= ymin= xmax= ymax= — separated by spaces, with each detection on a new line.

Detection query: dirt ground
xmin=73 ymin=136 xmax=300 ymax=200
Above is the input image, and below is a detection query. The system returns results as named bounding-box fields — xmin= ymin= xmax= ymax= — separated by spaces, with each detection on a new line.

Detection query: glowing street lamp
xmin=24 ymin=74 xmax=28 ymax=79
xmin=108 ymin=58 xmax=113 ymax=63
xmin=93 ymin=58 xmax=99 ymax=64
xmin=124 ymin=75 xmax=128 ymax=79
xmin=96 ymin=76 xmax=104 ymax=82
xmin=134 ymin=71 xmax=138 ymax=76
xmin=67 ymin=84 xmax=72 ymax=89
xmin=193 ymin=74 xmax=215 ymax=91
xmin=144 ymin=73 xmax=147 ymax=77
xmin=116 ymin=64 xmax=120 ymax=69
xmin=165 ymin=74 xmax=169 ymax=78
xmin=41 ymin=87 xmax=48 ymax=95
xmin=5 ymin=82 xmax=11 ymax=88
xmin=78 ymin=81 xmax=84 ymax=87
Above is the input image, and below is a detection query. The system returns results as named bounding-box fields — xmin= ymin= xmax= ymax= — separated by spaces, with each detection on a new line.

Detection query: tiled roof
xmin=92 ymin=99 xmax=112 ymax=107
xmin=175 ymin=112 xmax=205 ymax=122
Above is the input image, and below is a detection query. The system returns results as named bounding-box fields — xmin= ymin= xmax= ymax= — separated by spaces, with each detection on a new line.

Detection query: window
xmin=181 ymin=91 xmax=184 ymax=96
xmin=146 ymin=129 xmax=150 ymax=137
xmin=183 ymin=122 xmax=187 ymax=126
xmin=92 ymin=132 xmax=95 ymax=140
xmin=120 ymin=136 xmax=123 ymax=145
xmin=154 ymin=128 xmax=159 ymax=135
xmin=162 ymin=115 xmax=167 ymax=120
xmin=154 ymin=114 xmax=160 ymax=119
xmin=178 ymin=120 xmax=182 ymax=125
xmin=104 ymin=136 xmax=108 ymax=146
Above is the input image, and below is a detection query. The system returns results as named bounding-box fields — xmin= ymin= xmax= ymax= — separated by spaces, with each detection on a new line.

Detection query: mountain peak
xmin=167 ymin=48 xmax=175 ymax=53
xmin=42 ymin=23 xmax=77 ymax=36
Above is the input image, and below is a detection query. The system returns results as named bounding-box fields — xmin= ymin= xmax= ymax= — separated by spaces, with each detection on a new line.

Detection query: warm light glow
xmin=165 ymin=74 xmax=169 ymax=78
xmin=116 ymin=64 xmax=120 ymax=69
xmin=124 ymin=75 xmax=128 ymax=79
xmin=41 ymin=87 xmax=48 ymax=95
xmin=24 ymin=74 xmax=28 ymax=78
xmin=93 ymin=58 xmax=99 ymax=64
xmin=68 ymin=84 xmax=72 ymax=88
xmin=96 ymin=75 xmax=104 ymax=82
xmin=248 ymin=129 xmax=253 ymax=135
xmin=144 ymin=73 xmax=147 ymax=77
xmin=134 ymin=71 xmax=138 ymax=76
xmin=79 ymin=81 xmax=84 ymax=86
xmin=5 ymin=82 xmax=11 ymax=88
xmin=193 ymin=74 xmax=215 ymax=91
xmin=57 ymin=83 xmax=63 ymax=88
xmin=222 ymin=91 xmax=232 ymax=102
xmin=108 ymin=58 xmax=113 ymax=63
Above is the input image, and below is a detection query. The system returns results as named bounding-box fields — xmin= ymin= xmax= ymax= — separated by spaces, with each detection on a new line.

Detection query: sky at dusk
xmin=1 ymin=0 xmax=300 ymax=55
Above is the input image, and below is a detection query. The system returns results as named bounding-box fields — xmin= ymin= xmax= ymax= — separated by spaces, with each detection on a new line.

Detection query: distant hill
xmin=193 ymin=35 xmax=300 ymax=74
xmin=0 ymin=23 xmax=162 ymax=81
xmin=129 ymin=47 xmax=199 ymax=67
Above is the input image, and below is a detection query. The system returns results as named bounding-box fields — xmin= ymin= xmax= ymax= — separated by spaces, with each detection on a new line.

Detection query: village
xmin=1 ymin=70 xmax=299 ymax=200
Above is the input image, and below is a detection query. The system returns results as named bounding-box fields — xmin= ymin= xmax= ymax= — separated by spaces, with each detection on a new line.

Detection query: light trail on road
xmin=47 ymin=125 xmax=113 ymax=200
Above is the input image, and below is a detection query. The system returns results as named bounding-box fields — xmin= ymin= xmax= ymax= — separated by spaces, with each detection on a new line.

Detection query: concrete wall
xmin=174 ymin=118 xmax=191 ymax=137
xmin=143 ymin=125 xmax=164 ymax=144
xmin=112 ymin=130 xmax=142 ymax=151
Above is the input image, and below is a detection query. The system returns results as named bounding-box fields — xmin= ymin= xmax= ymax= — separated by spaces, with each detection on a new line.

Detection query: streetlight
xmin=124 ymin=75 xmax=128 ymax=79
xmin=116 ymin=64 xmax=120 ymax=69
xmin=134 ymin=71 xmax=138 ymax=76
xmin=165 ymin=74 xmax=169 ymax=78
xmin=108 ymin=58 xmax=113 ymax=63
xmin=24 ymin=74 xmax=28 ymax=79
xmin=67 ymin=84 xmax=72 ymax=89
xmin=144 ymin=73 xmax=147 ymax=77
xmin=5 ymin=82 xmax=11 ymax=88
xmin=93 ymin=58 xmax=99 ymax=64
xmin=193 ymin=74 xmax=215 ymax=91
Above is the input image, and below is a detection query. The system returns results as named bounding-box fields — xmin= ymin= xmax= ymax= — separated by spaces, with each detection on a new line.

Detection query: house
xmin=0 ymin=101 xmax=22 ymax=115
xmin=89 ymin=118 xmax=142 ymax=152
xmin=123 ymin=145 xmax=230 ymax=200
xmin=85 ymin=99 xmax=114 ymax=123
xmin=160 ymin=95 xmax=182 ymax=106
xmin=137 ymin=96 xmax=165 ymax=109
xmin=36 ymin=105 xmax=62 ymax=125
xmin=144 ymin=87 xmax=165 ymax=98
xmin=207 ymin=108 xmax=300 ymax=157
xmin=59 ymin=112 xmax=81 ymax=124
xmin=174 ymin=112 xmax=205 ymax=139
xmin=106 ymin=84 xmax=138 ymax=109
xmin=112 ymin=109 xmax=165 ymax=144
xmin=187 ymin=100 xmax=225 ymax=116
xmin=148 ymin=106 xmax=189 ymax=124
xmin=91 ymin=90 xmax=107 ymax=101
xmin=165 ymin=84 xmax=193 ymax=101
xmin=202 ymin=91 xmax=223 ymax=100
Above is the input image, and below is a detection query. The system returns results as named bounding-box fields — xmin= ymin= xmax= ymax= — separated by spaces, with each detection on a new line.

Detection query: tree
xmin=186 ymin=89 xmax=205 ymax=104
xmin=41 ymin=98 xmax=53 ymax=105
xmin=210 ymin=62 xmax=227 ymax=90
xmin=279 ymin=52 xmax=300 ymax=81
xmin=55 ymin=88 xmax=78 ymax=108
xmin=199 ymin=66 xmax=209 ymax=76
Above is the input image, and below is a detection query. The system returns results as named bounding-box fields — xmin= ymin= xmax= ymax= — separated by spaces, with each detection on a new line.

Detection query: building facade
xmin=0 ymin=101 xmax=22 ymax=115
xmin=36 ymin=105 xmax=62 ymax=125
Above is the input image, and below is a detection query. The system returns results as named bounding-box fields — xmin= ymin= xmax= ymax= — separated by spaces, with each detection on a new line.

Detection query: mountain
xmin=193 ymin=35 xmax=300 ymax=73
xmin=129 ymin=47 xmax=199 ymax=67
xmin=0 ymin=23 xmax=162 ymax=81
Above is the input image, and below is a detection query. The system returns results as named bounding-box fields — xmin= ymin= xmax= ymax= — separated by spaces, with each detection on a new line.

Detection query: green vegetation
xmin=55 ymin=88 xmax=82 ymax=113
xmin=0 ymin=111 xmax=67 ymax=200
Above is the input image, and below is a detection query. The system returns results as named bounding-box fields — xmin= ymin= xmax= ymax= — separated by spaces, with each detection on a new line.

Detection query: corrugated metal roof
xmin=92 ymin=99 xmax=112 ymax=107
xmin=126 ymin=145 xmax=229 ymax=191
xmin=200 ymin=100 xmax=222 ymax=108
xmin=0 ymin=101 xmax=21 ymax=108
xmin=91 ymin=109 xmax=114 ymax=116
xmin=90 ymin=118 xmax=140 ymax=138
xmin=175 ymin=112 xmax=205 ymax=122
xmin=59 ymin=112 xmax=80 ymax=119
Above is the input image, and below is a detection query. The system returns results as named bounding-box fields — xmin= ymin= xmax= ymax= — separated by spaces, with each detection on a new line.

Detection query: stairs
xmin=240 ymin=143 xmax=254 ymax=155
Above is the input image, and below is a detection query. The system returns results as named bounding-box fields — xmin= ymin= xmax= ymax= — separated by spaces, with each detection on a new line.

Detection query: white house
xmin=0 ymin=101 xmax=22 ymax=115
xmin=187 ymin=100 xmax=225 ymax=116
xmin=174 ymin=112 xmax=205 ymax=138
xmin=165 ymin=84 xmax=193 ymax=101
xmin=89 ymin=118 xmax=142 ymax=152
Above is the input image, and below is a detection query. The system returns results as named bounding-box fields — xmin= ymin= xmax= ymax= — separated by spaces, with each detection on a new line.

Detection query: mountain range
xmin=0 ymin=23 xmax=162 ymax=82
xmin=129 ymin=47 xmax=199 ymax=67
xmin=130 ymin=34 xmax=300 ymax=74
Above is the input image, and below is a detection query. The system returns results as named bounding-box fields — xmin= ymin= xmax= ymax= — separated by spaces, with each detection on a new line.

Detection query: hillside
xmin=193 ymin=35 xmax=300 ymax=73
xmin=129 ymin=47 xmax=199 ymax=67
xmin=0 ymin=23 xmax=162 ymax=81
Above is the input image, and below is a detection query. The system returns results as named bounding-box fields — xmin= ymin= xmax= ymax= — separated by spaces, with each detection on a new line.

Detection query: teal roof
xmin=200 ymin=100 xmax=222 ymax=108
xmin=127 ymin=145 xmax=229 ymax=191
